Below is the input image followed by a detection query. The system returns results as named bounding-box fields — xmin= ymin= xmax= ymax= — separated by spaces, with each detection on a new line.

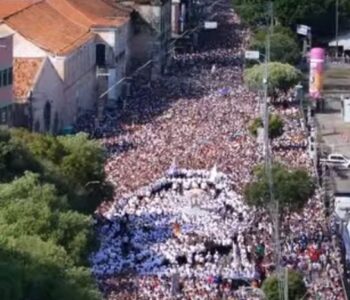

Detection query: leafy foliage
xmin=248 ymin=114 xmax=284 ymax=139
xmin=233 ymin=0 xmax=350 ymax=39
xmin=0 ymin=129 xmax=107 ymax=300
xmin=0 ymin=235 xmax=101 ymax=300
xmin=244 ymin=163 xmax=314 ymax=212
xmin=244 ymin=62 xmax=302 ymax=96
xmin=250 ymin=28 xmax=300 ymax=64
xmin=11 ymin=129 xmax=110 ymax=214
xmin=262 ymin=269 xmax=307 ymax=300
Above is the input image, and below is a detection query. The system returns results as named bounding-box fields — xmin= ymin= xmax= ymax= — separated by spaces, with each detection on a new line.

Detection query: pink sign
xmin=309 ymin=48 xmax=325 ymax=99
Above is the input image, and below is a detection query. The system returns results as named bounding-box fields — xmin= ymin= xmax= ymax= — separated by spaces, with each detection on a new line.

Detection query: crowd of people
xmin=78 ymin=0 xmax=348 ymax=299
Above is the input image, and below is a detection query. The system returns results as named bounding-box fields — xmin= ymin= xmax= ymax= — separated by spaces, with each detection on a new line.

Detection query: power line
xmin=262 ymin=2 xmax=284 ymax=300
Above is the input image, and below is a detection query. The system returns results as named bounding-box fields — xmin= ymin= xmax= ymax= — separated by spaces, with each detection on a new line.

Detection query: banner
xmin=297 ymin=24 xmax=310 ymax=36
xmin=309 ymin=48 xmax=325 ymax=99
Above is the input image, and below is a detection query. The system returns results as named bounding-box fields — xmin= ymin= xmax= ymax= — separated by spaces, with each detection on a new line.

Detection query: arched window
xmin=96 ymin=44 xmax=106 ymax=67
xmin=43 ymin=101 xmax=51 ymax=132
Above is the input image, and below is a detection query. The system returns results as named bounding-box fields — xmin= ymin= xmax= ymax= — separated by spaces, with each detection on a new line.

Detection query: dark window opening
xmin=96 ymin=44 xmax=106 ymax=67
xmin=43 ymin=101 xmax=51 ymax=132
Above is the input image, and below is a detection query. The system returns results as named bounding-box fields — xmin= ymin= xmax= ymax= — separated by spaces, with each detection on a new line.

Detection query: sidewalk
xmin=316 ymin=65 xmax=350 ymax=193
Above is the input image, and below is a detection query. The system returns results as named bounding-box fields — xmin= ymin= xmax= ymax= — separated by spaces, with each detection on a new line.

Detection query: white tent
xmin=329 ymin=32 xmax=350 ymax=50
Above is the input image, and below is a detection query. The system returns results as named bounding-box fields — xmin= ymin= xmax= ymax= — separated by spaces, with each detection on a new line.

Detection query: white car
xmin=324 ymin=153 xmax=350 ymax=168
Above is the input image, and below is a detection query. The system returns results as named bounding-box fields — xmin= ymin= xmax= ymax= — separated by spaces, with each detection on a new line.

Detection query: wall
xmin=31 ymin=58 xmax=64 ymax=132
xmin=0 ymin=24 xmax=47 ymax=58
xmin=32 ymin=58 xmax=97 ymax=132
xmin=135 ymin=0 xmax=172 ymax=78
xmin=127 ymin=13 xmax=154 ymax=76
xmin=93 ymin=23 xmax=130 ymax=101
xmin=0 ymin=32 xmax=13 ymax=125
xmin=63 ymin=67 xmax=96 ymax=127
xmin=0 ymin=34 xmax=13 ymax=109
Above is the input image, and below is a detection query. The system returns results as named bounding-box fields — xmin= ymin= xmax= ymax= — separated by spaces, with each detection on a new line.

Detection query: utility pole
xmin=284 ymin=267 xmax=289 ymax=300
xmin=263 ymin=2 xmax=284 ymax=300
xmin=335 ymin=0 xmax=339 ymax=58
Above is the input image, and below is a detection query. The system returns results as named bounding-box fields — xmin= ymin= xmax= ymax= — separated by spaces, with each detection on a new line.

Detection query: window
xmin=0 ymin=67 xmax=13 ymax=87
xmin=43 ymin=101 xmax=51 ymax=132
xmin=2 ymin=69 xmax=8 ymax=86
xmin=96 ymin=44 xmax=106 ymax=67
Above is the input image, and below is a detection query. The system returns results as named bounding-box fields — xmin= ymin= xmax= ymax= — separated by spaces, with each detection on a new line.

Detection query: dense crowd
xmin=79 ymin=1 xmax=347 ymax=299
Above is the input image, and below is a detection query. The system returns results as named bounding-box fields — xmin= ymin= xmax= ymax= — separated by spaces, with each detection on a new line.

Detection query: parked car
xmin=320 ymin=153 xmax=350 ymax=168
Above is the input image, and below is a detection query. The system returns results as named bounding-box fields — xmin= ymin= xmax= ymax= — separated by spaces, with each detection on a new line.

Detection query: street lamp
xmin=335 ymin=0 xmax=339 ymax=58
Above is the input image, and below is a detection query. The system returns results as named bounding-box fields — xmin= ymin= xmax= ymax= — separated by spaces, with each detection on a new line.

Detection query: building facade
xmin=0 ymin=0 xmax=135 ymax=132
xmin=0 ymin=27 xmax=13 ymax=126
xmin=119 ymin=0 xmax=172 ymax=79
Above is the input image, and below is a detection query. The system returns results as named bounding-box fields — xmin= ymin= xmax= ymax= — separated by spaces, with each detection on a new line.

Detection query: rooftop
xmin=4 ymin=1 xmax=93 ymax=55
xmin=47 ymin=0 xmax=131 ymax=28
xmin=0 ymin=0 xmax=41 ymax=20
xmin=13 ymin=58 xmax=44 ymax=100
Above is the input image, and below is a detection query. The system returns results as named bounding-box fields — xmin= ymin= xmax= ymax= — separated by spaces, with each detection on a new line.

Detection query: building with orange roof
xmin=47 ymin=0 xmax=136 ymax=106
xmin=0 ymin=0 xmax=98 ymax=132
xmin=0 ymin=0 xmax=172 ymax=131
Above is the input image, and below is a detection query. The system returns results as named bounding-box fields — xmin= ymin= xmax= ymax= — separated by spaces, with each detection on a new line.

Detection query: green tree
xmin=0 ymin=173 xmax=95 ymax=265
xmin=0 ymin=235 xmax=101 ymax=300
xmin=11 ymin=129 xmax=67 ymax=164
xmin=244 ymin=163 xmax=314 ymax=212
xmin=244 ymin=62 xmax=302 ymax=97
xmin=233 ymin=0 xmax=267 ymax=27
xmin=262 ymin=270 xmax=307 ymax=300
xmin=233 ymin=0 xmax=350 ymax=38
xmin=248 ymin=114 xmax=284 ymax=139
xmin=59 ymin=133 xmax=111 ymax=213
xmin=250 ymin=28 xmax=301 ymax=64
xmin=10 ymin=129 xmax=111 ymax=214
xmin=0 ymin=262 xmax=23 ymax=300
xmin=0 ymin=130 xmax=40 ymax=182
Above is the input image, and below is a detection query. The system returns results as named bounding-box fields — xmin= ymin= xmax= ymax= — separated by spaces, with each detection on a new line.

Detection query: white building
xmin=0 ymin=0 xmax=97 ymax=133
xmin=48 ymin=0 xmax=132 ymax=105
xmin=0 ymin=0 xmax=137 ymax=132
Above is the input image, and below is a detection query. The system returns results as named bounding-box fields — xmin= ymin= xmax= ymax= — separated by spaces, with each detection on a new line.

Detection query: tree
xmin=233 ymin=0 xmax=267 ymax=27
xmin=233 ymin=0 xmax=350 ymax=39
xmin=0 ymin=235 xmax=101 ymax=300
xmin=0 ymin=172 xmax=95 ymax=265
xmin=0 ymin=262 xmax=23 ymax=300
xmin=249 ymin=114 xmax=284 ymax=139
xmin=250 ymin=28 xmax=301 ymax=64
xmin=11 ymin=129 xmax=111 ymax=214
xmin=0 ymin=130 xmax=40 ymax=182
xmin=58 ymin=133 xmax=111 ymax=213
xmin=0 ymin=129 xmax=105 ymax=299
xmin=262 ymin=270 xmax=307 ymax=300
xmin=244 ymin=62 xmax=302 ymax=97
xmin=244 ymin=163 xmax=314 ymax=212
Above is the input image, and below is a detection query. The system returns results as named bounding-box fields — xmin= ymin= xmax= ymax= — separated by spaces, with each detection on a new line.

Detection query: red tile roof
xmin=5 ymin=1 xmax=93 ymax=55
xmin=48 ymin=0 xmax=131 ymax=28
xmin=13 ymin=58 xmax=44 ymax=100
xmin=0 ymin=0 xmax=41 ymax=20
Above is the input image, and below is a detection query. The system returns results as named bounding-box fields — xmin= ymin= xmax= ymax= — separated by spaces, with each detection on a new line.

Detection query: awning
xmin=329 ymin=33 xmax=350 ymax=50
